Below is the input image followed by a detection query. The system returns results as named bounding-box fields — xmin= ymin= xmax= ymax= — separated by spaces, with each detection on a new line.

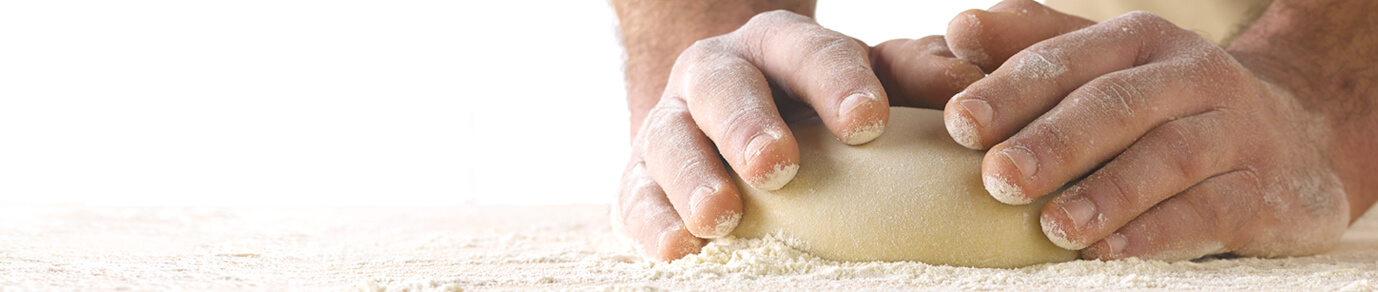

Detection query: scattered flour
xmin=4 ymin=205 xmax=1377 ymax=291
xmin=625 ymin=234 xmax=1378 ymax=291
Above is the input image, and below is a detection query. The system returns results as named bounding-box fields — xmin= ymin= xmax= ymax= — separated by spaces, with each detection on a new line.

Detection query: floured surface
xmin=2 ymin=204 xmax=1377 ymax=291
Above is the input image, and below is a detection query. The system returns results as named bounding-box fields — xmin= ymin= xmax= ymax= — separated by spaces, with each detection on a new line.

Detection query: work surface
xmin=2 ymin=205 xmax=1375 ymax=291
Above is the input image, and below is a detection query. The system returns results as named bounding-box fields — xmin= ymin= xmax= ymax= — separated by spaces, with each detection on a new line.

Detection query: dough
xmin=729 ymin=107 xmax=1077 ymax=268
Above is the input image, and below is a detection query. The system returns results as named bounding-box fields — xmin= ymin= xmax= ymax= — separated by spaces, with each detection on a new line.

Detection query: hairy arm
xmin=1227 ymin=0 xmax=1378 ymax=222
xmin=611 ymin=0 xmax=816 ymax=137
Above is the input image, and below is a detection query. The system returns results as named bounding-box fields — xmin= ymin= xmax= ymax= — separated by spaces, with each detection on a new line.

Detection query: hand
xmin=942 ymin=0 xmax=1352 ymax=261
xmin=614 ymin=10 xmax=984 ymax=261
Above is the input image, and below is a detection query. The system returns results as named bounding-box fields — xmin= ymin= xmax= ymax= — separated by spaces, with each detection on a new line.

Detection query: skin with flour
xmin=942 ymin=0 xmax=1377 ymax=260
xmin=612 ymin=0 xmax=1378 ymax=262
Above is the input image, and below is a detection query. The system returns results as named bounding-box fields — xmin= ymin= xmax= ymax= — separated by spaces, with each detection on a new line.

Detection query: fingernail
xmin=1001 ymin=146 xmax=1038 ymax=178
xmin=689 ymin=185 xmax=716 ymax=214
xmin=1062 ymin=196 xmax=1096 ymax=230
xmin=744 ymin=128 xmax=782 ymax=163
xmin=839 ymin=92 xmax=877 ymax=117
xmin=1104 ymin=233 xmax=1128 ymax=255
xmin=959 ymin=98 xmax=993 ymax=127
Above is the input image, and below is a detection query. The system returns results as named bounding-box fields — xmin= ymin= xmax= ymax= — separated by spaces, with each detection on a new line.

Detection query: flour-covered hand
xmin=942 ymin=0 xmax=1370 ymax=261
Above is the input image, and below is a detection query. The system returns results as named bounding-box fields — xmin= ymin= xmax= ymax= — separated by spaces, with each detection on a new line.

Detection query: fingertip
xmin=983 ymin=171 xmax=1034 ymax=205
xmin=1039 ymin=188 xmax=1103 ymax=251
xmin=1040 ymin=210 xmax=1082 ymax=251
xmin=842 ymin=119 xmax=886 ymax=145
xmin=945 ymin=114 xmax=983 ymax=149
xmin=836 ymin=91 xmax=889 ymax=145
xmin=686 ymin=184 xmax=743 ymax=239
xmin=741 ymin=128 xmax=800 ymax=190
xmin=946 ymin=0 xmax=1094 ymax=72
xmin=872 ymin=36 xmax=985 ymax=109
xmin=651 ymin=225 xmax=706 ymax=261
xmin=944 ymin=92 xmax=989 ymax=149
xmin=1079 ymin=233 xmax=1128 ymax=260
xmin=1039 ymin=198 xmax=1091 ymax=250
xmin=946 ymin=9 xmax=996 ymax=68
xmin=706 ymin=211 xmax=743 ymax=239
xmin=750 ymin=162 xmax=799 ymax=191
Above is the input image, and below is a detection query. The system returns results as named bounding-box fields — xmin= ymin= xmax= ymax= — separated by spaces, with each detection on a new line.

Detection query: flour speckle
xmin=7 ymin=205 xmax=1378 ymax=291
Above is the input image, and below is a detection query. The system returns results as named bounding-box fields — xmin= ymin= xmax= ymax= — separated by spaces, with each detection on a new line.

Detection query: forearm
xmin=1226 ymin=0 xmax=1378 ymax=222
xmin=613 ymin=0 xmax=816 ymax=137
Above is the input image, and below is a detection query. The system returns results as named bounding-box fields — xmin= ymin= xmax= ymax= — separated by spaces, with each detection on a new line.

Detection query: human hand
xmin=943 ymin=0 xmax=1351 ymax=261
xmin=613 ymin=10 xmax=984 ymax=261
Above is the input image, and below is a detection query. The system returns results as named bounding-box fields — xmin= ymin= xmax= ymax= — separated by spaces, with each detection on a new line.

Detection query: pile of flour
xmin=5 ymin=205 xmax=1376 ymax=291
xmin=619 ymin=234 xmax=1377 ymax=291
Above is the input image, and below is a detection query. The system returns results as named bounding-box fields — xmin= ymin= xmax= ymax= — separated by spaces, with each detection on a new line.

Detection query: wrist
xmin=1226 ymin=0 xmax=1378 ymax=222
xmin=615 ymin=1 xmax=817 ymax=137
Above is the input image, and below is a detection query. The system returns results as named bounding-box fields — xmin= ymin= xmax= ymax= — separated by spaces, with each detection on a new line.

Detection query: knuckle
xmin=916 ymin=34 xmax=946 ymax=45
xmin=1082 ymin=74 xmax=1149 ymax=120
xmin=683 ymin=37 xmax=719 ymax=55
xmin=1008 ymin=0 xmax=1043 ymax=8
xmin=1166 ymin=143 xmax=1206 ymax=180
xmin=1181 ymin=189 xmax=1230 ymax=235
xmin=670 ymin=159 xmax=710 ymax=189
xmin=913 ymin=35 xmax=950 ymax=55
xmin=641 ymin=101 xmax=696 ymax=155
xmin=1097 ymin=171 xmax=1140 ymax=214
xmin=719 ymin=109 xmax=767 ymax=148
xmin=1010 ymin=47 xmax=1068 ymax=82
xmin=1152 ymin=121 xmax=1207 ymax=180
xmin=949 ymin=9 xmax=989 ymax=34
xmin=677 ymin=37 xmax=730 ymax=66
xmin=1114 ymin=11 xmax=1195 ymax=40
xmin=1026 ymin=124 xmax=1075 ymax=164
xmin=645 ymin=99 xmax=690 ymax=131
xmin=617 ymin=163 xmax=665 ymax=225
xmin=1206 ymin=60 xmax=1253 ymax=95
xmin=1119 ymin=11 xmax=1172 ymax=28
xmin=683 ymin=57 xmax=759 ymax=101
xmin=1120 ymin=11 xmax=1201 ymax=41
xmin=1149 ymin=121 xmax=1215 ymax=180
xmin=801 ymin=32 xmax=866 ymax=60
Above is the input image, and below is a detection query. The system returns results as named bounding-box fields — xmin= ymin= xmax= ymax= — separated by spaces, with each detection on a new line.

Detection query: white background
xmin=0 ymin=1 xmax=1002 ymax=206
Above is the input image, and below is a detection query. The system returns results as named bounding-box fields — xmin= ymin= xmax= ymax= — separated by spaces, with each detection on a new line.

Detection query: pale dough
xmin=729 ymin=107 xmax=1077 ymax=268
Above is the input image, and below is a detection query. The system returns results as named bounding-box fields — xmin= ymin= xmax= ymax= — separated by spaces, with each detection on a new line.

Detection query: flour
xmin=634 ymin=234 xmax=1378 ymax=291
xmin=5 ymin=205 xmax=1378 ymax=291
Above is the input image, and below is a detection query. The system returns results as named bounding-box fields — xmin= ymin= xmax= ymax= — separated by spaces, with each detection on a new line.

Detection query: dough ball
xmin=729 ymin=107 xmax=1077 ymax=268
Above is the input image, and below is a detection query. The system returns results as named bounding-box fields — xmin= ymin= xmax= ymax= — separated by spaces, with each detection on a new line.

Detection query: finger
xmin=614 ymin=159 xmax=706 ymax=261
xmin=735 ymin=10 xmax=889 ymax=145
xmin=640 ymin=97 xmax=743 ymax=238
xmin=1037 ymin=113 xmax=1237 ymax=249
xmin=671 ymin=39 xmax=800 ymax=191
xmin=871 ymin=36 xmax=986 ymax=109
xmin=978 ymin=54 xmax=1239 ymax=205
xmin=946 ymin=0 xmax=1094 ymax=72
xmin=944 ymin=11 xmax=1200 ymax=150
xmin=1078 ymin=169 xmax=1261 ymax=261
